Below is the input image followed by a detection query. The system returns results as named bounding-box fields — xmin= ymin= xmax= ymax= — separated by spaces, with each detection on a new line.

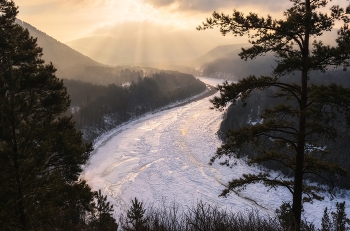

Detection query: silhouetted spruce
xmin=0 ymin=1 xmax=117 ymax=229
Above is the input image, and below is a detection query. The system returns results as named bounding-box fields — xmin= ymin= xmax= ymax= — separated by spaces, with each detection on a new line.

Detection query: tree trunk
xmin=292 ymin=69 xmax=307 ymax=231
xmin=292 ymin=0 xmax=311 ymax=230
xmin=15 ymin=158 xmax=26 ymax=230
xmin=9 ymin=60 xmax=27 ymax=230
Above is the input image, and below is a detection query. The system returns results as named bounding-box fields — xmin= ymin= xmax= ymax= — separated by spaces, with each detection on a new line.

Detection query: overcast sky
xmin=15 ymin=0 xmax=349 ymax=43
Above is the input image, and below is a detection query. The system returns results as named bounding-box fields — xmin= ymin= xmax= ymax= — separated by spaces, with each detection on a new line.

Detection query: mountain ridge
xmin=192 ymin=43 xmax=249 ymax=67
xmin=16 ymin=19 xmax=102 ymax=77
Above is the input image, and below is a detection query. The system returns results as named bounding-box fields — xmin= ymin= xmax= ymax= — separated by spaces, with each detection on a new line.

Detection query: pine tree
xmin=321 ymin=207 xmax=332 ymax=231
xmin=321 ymin=202 xmax=350 ymax=231
xmin=123 ymin=198 xmax=148 ymax=231
xmin=331 ymin=202 xmax=350 ymax=231
xmin=0 ymin=0 xmax=95 ymax=229
xmin=198 ymin=0 xmax=350 ymax=230
xmin=88 ymin=189 xmax=118 ymax=231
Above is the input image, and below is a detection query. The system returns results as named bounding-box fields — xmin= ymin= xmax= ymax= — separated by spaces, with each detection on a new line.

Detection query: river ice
xmin=81 ymin=77 xmax=350 ymax=224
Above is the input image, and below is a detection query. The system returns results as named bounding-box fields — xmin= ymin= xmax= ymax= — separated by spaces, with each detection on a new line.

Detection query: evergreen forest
xmin=64 ymin=72 xmax=206 ymax=141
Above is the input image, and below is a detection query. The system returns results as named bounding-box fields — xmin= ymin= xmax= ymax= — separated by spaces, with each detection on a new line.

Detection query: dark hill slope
xmin=16 ymin=19 xmax=100 ymax=70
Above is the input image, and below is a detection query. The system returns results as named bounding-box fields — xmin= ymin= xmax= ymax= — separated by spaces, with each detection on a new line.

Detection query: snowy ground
xmin=81 ymin=77 xmax=350 ymax=225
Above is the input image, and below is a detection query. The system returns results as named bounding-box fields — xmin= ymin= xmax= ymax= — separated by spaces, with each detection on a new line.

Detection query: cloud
xmin=144 ymin=0 xmax=291 ymax=12
xmin=60 ymin=0 xmax=107 ymax=6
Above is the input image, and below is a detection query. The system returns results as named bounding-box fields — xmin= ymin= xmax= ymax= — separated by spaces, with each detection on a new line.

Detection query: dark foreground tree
xmin=198 ymin=0 xmax=350 ymax=230
xmin=122 ymin=198 xmax=148 ymax=231
xmin=88 ymin=189 xmax=118 ymax=230
xmin=0 ymin=1 xmax=117 ymax=230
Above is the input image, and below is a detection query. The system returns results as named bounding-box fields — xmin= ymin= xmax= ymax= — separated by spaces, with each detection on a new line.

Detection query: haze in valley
xmin=15 ymin=0 xmax=347 ymax=68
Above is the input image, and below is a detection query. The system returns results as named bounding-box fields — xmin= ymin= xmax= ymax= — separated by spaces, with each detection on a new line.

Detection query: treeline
xmin=202 ymin=53 xmax=276 ymax=81
xmin=218 ymin=70 xmax=350 ymax=189
xmin=107 ymin=198 xmax=350 ymax=231
xmin=59 ymin=65 xmax=161 ymax=85
xmin=64 ymin=71 xmax=206 ymax=141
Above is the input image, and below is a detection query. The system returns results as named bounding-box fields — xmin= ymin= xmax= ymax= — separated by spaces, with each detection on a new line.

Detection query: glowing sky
xmin=14 ymin=0 xmax=349 ymax=46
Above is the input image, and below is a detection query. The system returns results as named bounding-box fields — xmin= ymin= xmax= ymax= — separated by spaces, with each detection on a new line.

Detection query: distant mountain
xmin=187 ymin=43 xmax=276 ymax=80
xmin=17 ymin=20 xmax=147 ymax=85
xmin=192 ymin=43 xmax=248 ymax=67
xmin=201 ymin=51 xmax=276 ymax=80
xmin=195 ymin=29 xmax=340 ymax=80
xmin=17 ymin=20 xmax=205 ymax=78
xmin=17 ymin=20 xmax=100 ymax=71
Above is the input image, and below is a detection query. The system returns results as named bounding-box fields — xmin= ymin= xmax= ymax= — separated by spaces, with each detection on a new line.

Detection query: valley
xmin=81 ymin=78 xmax=350 ymax=224
xmin=4 ymin=1 xmax=350 ymax=229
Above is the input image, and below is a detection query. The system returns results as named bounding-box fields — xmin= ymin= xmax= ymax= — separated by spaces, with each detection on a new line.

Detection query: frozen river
xmin=81 ymin=77 xmax=349 ymax=223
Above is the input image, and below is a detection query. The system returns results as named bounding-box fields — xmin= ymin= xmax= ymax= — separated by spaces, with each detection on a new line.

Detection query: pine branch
xmin=221 ymin=173 xmax=294 ymax=197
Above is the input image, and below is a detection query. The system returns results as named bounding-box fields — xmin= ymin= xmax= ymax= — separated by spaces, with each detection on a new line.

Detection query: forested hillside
xmin=61 ymin=65 xmax=156 ymax=85
xmin=202 ymin=51 xmax=276 ymax=80
xmin=65 ymin=71 xmax=206 ymax=141
xmin=18 ymin=19 xmax=207 ymax=141
xmin=19 ymin=20 xmax=179 ymax=85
